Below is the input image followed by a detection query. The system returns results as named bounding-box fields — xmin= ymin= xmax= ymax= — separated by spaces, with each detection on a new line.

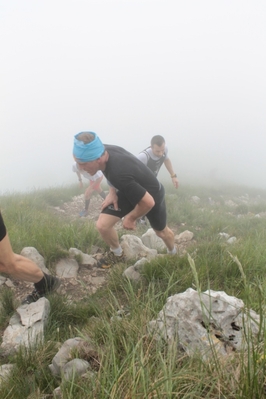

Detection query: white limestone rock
xmin=69 ymin=248 xmax=97 ymax=267
xmin=21 ymin=247 xmax=50 ymax=274
xmin=227 ymin=236 xmax=237 ymax=244
xmin=141 ymin=229 xmax=166 ymax=251
xmin=175 ymin=230 xmax=194 ymax=244
xmin=49 ymin=337 xmax=85 ymax=376
xmin=55 ymin=258 xmax=79 ymax=278
xmin=121 ymin=234 xmax=157 ymax=260
xmin=62 ymin=359 xmax=91 ymax=380
xmin=1 ymin=298 xmax=50 ymax=354
xmin=148 ymin=288 xmax=260 ymax=360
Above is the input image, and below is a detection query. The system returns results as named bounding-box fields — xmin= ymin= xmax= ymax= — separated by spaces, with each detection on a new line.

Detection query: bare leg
xmin=96 ymin=213 xmax=121 ymax=250
xmin=84 ymin=186 xmax=94 ymax=200
xmin=79 ymin=186 xmax=94 ymax=216
xmin=153 ymin=226 xmax=175 ymax=252
xmin=95 ymin=187 xmax=106 ymax=199
xmin=0 ymin=233 xmax=44 ymax=283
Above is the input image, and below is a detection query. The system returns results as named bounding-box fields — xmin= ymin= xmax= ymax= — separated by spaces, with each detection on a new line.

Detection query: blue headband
xmin=73 ymin=132 xmax=105 ymax=162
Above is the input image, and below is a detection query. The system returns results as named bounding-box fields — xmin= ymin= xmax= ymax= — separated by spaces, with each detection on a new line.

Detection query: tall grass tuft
xmin=0 ymin=287 xmax=17 ymax=330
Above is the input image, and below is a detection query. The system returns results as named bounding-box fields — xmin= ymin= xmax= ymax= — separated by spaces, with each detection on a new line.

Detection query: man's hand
xmin=101 ymin=187 xmax=118 ymax=210
xmin=122 ymin=192 xmax=154 ymax=229
xmin=163 ymin=159 xmax=179 ymax=189
xmin=172 ymin=176 xmax=179 ymax=189
xmin=79 ymin=181 xmax=83 ymax=189
xmin=123 ymin=214 xmax=137 ymax=230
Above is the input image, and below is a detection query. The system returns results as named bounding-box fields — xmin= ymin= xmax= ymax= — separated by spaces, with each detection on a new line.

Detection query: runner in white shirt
xmin=72 ymin=163 xmax=106 ymax=217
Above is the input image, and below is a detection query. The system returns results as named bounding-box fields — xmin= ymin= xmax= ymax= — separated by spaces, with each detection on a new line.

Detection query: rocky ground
xmin=4 ymin=190 xmax=266 ymax=306
xmin=52 ymin=193 xmax=107 ymax=222
xmin=6 ymin=193 xmax=178 ymax=305
xmin=9 ymin=265 xmax=110 ymax=306
xmin=5 ymin=195 xmax=108 ymax=304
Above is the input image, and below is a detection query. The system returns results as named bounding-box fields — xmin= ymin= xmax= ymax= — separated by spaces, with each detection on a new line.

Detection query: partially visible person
xmin=137 ymin=135 xmax=179 ymax=188
xmin=0 ymin=211 xmax=60 ymax=304
xmin=73 ymin=131 xmax=177 ymax=268
xmin=73 ymin=162 xmax=106 ymax=217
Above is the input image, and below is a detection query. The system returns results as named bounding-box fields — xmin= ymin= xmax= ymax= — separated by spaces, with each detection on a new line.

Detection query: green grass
xmin=1 ymin=182 xmax=266 ymax=398
xmin=1 ymin=187 xmax=106 ymax=266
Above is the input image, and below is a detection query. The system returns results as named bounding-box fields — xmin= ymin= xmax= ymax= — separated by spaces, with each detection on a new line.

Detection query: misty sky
xmin=1 ymin=0 xmax=266 ymax=194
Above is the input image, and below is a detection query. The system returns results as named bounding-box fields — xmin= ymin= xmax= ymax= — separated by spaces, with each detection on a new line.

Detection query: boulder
xmin=120 ymin=234 xmax=157 ymax=260
xmin=56 ymin=258 xmax=79 ymax=278
xmin=141 ymin=229 xmax=166 ymax=251
xmin=62 ymin=359 xmax=91 ymax=380
xmin=123 ymin=258 xmax=151 ymax=281
xmin=20 ymin=247 xmax=50 ymax=274
xmin=175 ymin=230 xmax=194 ymax=243
xmin=148 ymin=288 xmax=260 ymax=360
xmin=191 ymin=196 xmax=200 ymax=204
xmin=49 ymin=337 xmax=84 ymax=376
xmin=69 ymin=248 xmax=97 ymax=267
xmin=1 ymin=298 xmax=50 ymax=354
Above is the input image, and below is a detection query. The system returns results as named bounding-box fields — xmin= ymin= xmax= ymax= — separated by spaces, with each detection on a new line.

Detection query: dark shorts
xmin=0 ymin=213 xmax=7 ymax=242
xmin=101 ymin=184 xmax=167 ymax=231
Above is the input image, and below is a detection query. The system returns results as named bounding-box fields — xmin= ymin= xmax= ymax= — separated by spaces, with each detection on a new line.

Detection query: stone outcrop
xmin=148 ymin=288 xmax=260 ymax=360
xmin=1 ymin=298 xmax=50 ymax=354
xmin=191 ymin=196 xmax=200 ymax=204
xmin=120 ymin=234 xmax=157 ymax=260
xmin=62 ymin=358 xmax=90 ymax=380
xmin=175 ymin=230 xmax=194 ymax=244
xmin=69 ymin=248 xmax=97 ymax=267
xmin=123 ymin=258 xmax=150 ymax=281
xmin=21 ymin=247 xmax=50 ymax=274
xmin=49 ymin=337 xmax=97 ymax=394
xmin=141 ymin=229 xmax=166 ymax=251
xmin=55 ymin=258 xmax=79 ymax=278
xmin=49 ymin=337 xmax=85 ymax=376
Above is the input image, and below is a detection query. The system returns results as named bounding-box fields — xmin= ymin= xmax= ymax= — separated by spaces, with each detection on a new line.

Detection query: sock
xmin=110 ymin=246 xmax=123 ymax=256
xmin=34 ymin=273 xmax=55 ymax=293
xmin=100 ymin=191 xmax=106 ymax=199
xmin=85 ymin=199 xmax=90 ymax=210
xmin=167 ymin=246 xmax=177 ymax=255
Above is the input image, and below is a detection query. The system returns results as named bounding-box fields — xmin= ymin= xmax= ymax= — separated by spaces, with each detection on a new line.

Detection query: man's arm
xmin=76 ymin=171 xmax=83 ymax=188
xmin=123 ymin=192 xmax=155 ymax=230
xmin=164 ymin=158 xmax=179 ymax=189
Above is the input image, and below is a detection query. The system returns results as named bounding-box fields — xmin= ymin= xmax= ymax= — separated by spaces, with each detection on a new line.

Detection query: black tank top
xmin=141 ymin=147 xmax=166 ymax=176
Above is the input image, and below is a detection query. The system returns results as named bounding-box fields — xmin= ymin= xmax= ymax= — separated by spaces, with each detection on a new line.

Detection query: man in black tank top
xmin=137 ymin=135 xmax=178 ymax=224
xmin=139 ymin=146 xmax=166 ymax=176
xmin=138 ymin=135 xmax=179 ymax=188
xmin=73 ymin=132 xmax=177 ymax=263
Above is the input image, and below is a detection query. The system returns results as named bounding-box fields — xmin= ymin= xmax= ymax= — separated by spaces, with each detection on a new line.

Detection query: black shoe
xmin=21 ymin=276 xmax=61 ymax=305
xmin=97 ymin=251 xmax=125 ymax=269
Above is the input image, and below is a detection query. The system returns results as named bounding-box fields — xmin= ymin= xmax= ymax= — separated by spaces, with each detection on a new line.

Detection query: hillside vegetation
xmin=1 ymin=182 xmax=266 ymax=398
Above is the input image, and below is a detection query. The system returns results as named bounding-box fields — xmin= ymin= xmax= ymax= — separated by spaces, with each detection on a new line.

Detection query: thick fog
xmin=1 ymin=0 xmax=266 ymax=194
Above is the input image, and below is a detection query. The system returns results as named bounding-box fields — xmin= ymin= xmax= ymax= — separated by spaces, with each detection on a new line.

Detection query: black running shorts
xmin=0 ymin=212 xmax=7 ymax=242
xmin=101 ymin=184 xmax=167 ymax=231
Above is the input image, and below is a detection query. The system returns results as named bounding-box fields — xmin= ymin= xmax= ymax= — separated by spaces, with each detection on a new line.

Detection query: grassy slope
xmin=0 ymin=182 xmax=266 ymax=398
